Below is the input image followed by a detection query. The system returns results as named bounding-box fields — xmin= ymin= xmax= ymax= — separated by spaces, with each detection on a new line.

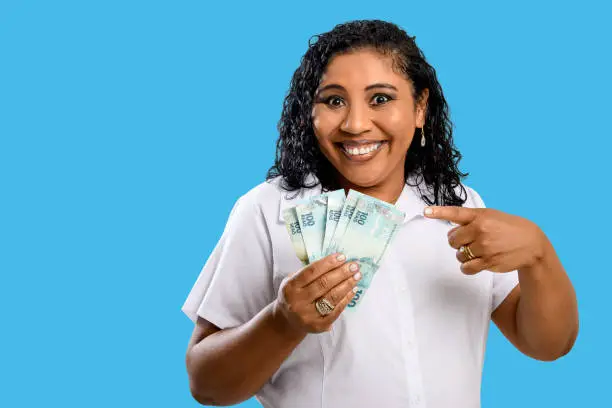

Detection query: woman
xmin=182 ymin=20 xmax=578 ymax=407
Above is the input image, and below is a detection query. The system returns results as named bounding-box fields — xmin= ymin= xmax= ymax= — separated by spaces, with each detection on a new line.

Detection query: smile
xmin=336 ymin=141 xmax=387 ymax=161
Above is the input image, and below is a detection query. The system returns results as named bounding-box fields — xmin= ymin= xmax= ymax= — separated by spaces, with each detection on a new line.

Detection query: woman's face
xmin=311 ymin=48 xmax=428 ymax=189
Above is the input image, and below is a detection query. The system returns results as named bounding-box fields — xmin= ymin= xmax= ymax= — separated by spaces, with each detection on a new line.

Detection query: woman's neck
xmin=336 ymin=172 xmax=405 ymax=205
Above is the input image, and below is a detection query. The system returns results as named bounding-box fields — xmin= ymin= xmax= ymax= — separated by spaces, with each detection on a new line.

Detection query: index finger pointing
xmin=423 ymin=206 xmax=478 ymax=225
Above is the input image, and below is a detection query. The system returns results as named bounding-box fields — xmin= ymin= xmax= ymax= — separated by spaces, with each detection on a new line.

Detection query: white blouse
xmin=181 ymin=175 xmax=519 ymax=408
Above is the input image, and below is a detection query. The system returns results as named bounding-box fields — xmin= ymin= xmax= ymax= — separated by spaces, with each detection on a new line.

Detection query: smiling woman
xmin=181 ymin=19 xmax=578 ymax=408
xmin=267 ymin=21 xmax=465 ymax=207
xmin=311 ymin=51 xmax=430 ymax=200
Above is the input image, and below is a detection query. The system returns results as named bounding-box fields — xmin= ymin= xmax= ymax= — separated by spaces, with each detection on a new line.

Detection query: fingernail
xmin=349 ymin=263 xmax=359 ymax=272
xmin=336 ymin=253 xmax=346 ymax=262
xmin=353 ymin=272 xmax=362 ymax=280
xmin=424 ymin=207 xmax=433 ymax=215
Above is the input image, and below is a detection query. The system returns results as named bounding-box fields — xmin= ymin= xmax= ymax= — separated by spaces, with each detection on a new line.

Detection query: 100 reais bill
xmin=283 ymin=189 xmax=405 ymax=310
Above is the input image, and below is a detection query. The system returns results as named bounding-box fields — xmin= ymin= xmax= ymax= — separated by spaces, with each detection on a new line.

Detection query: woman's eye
xmin=371 ymin=94 xmax=392 ymax=105
xmin=325 ymin=96 xmax=344 ymax=107
xmin=320 ymin=94 xmax=393 ymax=108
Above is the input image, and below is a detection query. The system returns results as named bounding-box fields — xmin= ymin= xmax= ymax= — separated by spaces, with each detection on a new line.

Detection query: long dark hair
xmin=266 ymin=19 xmax=468 ymax=206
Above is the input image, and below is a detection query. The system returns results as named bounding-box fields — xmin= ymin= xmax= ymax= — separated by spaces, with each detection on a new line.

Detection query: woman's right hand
xmin=273 ymin=253 xmax=362 ymax=335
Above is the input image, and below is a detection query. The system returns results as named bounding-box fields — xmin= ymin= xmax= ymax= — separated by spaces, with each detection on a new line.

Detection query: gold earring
xmin=420 ymin=126 xmax=426 ymax=147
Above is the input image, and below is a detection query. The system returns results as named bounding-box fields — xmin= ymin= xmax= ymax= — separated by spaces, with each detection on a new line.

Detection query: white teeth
xmin=343 ymin=142 xmax=382 ymax=156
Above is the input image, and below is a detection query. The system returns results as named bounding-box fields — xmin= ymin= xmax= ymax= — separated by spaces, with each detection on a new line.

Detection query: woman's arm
xmin=423 ymin=203 xmax=579 ymax=361
xmin=492 ymin=235 xmax=579 ymax=361
xmin=186 ymin=302 xmax=306 ymax=406
xmin=186 ymin=253 xmax=359 ymax=405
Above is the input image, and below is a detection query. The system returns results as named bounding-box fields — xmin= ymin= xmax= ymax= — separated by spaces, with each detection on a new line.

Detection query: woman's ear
xmin=416 ymin=88 xmax=429 ymax=127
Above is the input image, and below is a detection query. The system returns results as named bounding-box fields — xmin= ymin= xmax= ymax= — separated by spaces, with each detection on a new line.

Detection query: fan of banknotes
xmin=282 ymin=189 xmax=406 ymax=310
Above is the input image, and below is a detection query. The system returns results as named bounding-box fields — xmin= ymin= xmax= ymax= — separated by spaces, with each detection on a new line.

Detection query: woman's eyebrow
xmin=365 ymin=83 xmax=398 ymax=91
xmin=315 ymin=82 xmax=398 ymax=95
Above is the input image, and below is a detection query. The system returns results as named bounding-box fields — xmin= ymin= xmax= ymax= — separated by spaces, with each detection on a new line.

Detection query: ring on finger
xmin=315 ymin=297 xmax=335 ymax=316
xmin=459 ymin=244 xmax=477 ymax=261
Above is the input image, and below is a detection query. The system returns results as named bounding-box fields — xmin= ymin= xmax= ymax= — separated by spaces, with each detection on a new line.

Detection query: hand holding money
xmin=273 ymin=253 xmax=362 ymax=334
xmin=283 ymin=189 xmax=405 ymax=310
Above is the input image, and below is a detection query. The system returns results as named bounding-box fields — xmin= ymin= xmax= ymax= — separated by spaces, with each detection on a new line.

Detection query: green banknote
xmin=325 ymin=189 xmax=360 ymax=256
xmin=326 ymin=188 xmax=399 ymax=254
xmin=295 ymin=195 xmax=328 ymax=263
xmin=282 ymin=207 xmax=309 ymax=266
xmin=322 ymin=189 xmax=346 ymax=256
xmin=336 ymin=196 xmax=405 ymax=310
xmin=282 ymin=188 xmax=405 ymax=311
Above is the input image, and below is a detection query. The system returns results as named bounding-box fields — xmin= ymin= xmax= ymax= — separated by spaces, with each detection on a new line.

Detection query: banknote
xmin=326 ymin=188 xmax=399 ymax=254
xmin=335 ymin=196 xmax=405 ymax=310
xmin=282 ymin=207 xmax=309 ymax=266
xmin=295 ymin=195 xmax=328 ymax=263
xmin=325 ymin=189 xmax=361 ymax=256
xmin=282 ymin=188 xmax=405 ymax=311
xmin=321 ymin=189 xmax=346 ymax=256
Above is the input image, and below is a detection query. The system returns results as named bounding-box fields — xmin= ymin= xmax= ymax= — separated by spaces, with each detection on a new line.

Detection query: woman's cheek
xmin=385 ymin=107 xmax=407 ymax=124
xmin=379 ymin=119 xmax=415 ymax=151
xmin=313 ymin=111 xmax=337 ymax=134
xmin=313 ymin=135 xmax=336 ymax=162
xmin=382 ymin=104 xmax=415 ymax=131
xmin=313 ymin=115 xmax=339 ymax=152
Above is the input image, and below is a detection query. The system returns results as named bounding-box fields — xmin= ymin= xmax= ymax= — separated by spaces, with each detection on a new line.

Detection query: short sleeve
xmin=180 ymin=195 xmax=274 ymax=328
xmin=464 ymin=186 xmax=519 ymax=313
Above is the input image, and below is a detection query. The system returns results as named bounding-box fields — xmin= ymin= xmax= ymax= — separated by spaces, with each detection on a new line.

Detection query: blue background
xmin=1 ymin=0 xmax=610 ymax=406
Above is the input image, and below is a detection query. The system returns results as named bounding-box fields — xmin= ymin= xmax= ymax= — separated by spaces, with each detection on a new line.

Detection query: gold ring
xmin=315 ymin=297 xmax=335 ymax=316
xmin=460 ymin=245 xmax=476 ymax=261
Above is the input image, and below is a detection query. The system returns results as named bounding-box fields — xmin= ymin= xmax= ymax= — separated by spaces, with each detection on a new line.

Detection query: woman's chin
xmin=338 ymin=168 xmax=386 ymax=189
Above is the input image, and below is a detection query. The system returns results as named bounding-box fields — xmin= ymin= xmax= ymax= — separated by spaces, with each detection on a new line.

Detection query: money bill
xmin=326 ymin=189 xmax=399 ymax=256
xmin=321 ymin=189 xmax=346 ymax=256
xmin=325 ymin=189 xmax=360 ymax=256
xmin=335 ymin=196 xmax=405 ymax=310
xmin=295 ymin=195 xmax=328 ymax=263
xmin=282 ymin=207 xmax=309 ymax=266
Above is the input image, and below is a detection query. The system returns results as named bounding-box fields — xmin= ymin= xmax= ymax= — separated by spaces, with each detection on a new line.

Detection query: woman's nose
xmin=339 ymin=102 xmax=372 ymax=135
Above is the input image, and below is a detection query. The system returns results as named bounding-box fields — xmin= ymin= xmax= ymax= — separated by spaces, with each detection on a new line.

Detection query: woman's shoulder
xmin=239 ymin=176 xmax=284 ymax=207
xmin=410 ymin=175 xmax=486 ymax=209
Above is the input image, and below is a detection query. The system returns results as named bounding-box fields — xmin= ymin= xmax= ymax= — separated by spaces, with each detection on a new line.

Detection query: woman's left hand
xmin=423 ymin=206 xmax=549 ymax=274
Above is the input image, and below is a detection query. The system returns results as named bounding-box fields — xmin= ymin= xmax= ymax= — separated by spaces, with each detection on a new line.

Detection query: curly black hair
xmin=266 ymin=19 xmax=468 ymax=206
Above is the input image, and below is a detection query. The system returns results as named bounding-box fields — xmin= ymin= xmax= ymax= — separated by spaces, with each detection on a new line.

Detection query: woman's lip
xmin=337 ymin=140 xmax=385 ymax=147
xmin=337 ymin=141 xmax=387 ymax=162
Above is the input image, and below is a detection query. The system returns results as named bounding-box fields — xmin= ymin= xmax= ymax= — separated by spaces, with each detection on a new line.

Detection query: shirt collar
xmin=277 ymin=174 xmax=323 ymax=222
xmin=277 ymin=174 xmax=429 ymax=224
xmin=394 ymin=176 xmax=428 ymax=223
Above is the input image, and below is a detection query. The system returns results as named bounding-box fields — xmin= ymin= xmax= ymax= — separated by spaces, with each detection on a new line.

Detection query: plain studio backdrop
xmin=1 ymin=0 xmax=610 ymax=406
